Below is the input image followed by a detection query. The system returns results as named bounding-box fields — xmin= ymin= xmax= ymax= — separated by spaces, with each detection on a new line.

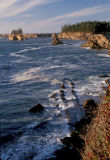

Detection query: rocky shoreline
xmin=48 ymin=81 xmax=110 ymax=160
xmin=58 ymin=32 xmax=110 ymax=55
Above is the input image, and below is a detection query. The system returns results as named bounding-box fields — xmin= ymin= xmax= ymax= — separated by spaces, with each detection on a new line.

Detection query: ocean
xmin=0 ymin=37 xmax=110 ymax=160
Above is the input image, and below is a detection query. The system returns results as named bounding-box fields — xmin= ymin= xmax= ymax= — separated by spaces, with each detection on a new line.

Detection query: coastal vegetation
xmin=11 ymin=28 xmax=23 ymax=34
xmin=81 ymin=85 xmax=110 ymax=160
xmin=61 ymin=21 xmax=110 ymax=33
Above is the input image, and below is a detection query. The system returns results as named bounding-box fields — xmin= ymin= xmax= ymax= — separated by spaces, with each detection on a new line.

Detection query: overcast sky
xmin=0 ymin=0 xmax=110 ymax=33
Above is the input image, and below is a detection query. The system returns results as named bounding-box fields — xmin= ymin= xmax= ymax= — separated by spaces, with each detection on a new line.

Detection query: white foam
xmin=98 ymin=54 xmax=110 ymax=58
xmin=50 ymin=79 xmax=61 ymax=85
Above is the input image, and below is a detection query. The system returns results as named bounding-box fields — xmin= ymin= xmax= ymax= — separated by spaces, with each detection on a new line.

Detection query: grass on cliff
xmin=81 ymin=92 xmax=110 ymax=160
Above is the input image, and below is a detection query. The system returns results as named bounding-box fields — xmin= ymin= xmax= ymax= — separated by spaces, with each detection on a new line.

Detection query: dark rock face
xmin=52 ymin=34 xmax=62 ymax=45
xmin=29 ymin=104 xmax=44 ymax=113
xmin=83 ymin=99 xmax=97 ymax=119
xmin=83 ymin=99 xmax=97 ymax=109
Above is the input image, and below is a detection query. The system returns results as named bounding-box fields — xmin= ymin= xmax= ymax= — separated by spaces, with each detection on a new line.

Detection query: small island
xmin=9 ymin=28 xmax=26 ymax=40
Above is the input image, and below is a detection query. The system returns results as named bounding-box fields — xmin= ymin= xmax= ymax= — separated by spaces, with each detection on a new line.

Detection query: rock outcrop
xmin=23 ymin=34 xmax=38 ymax=38
xmin=81 ymin=34 xmax=110 ymax=50
xmin=9 ymin=34 xmax=25 ymax=40
xmin=58 ymin=32 xmax=92 ymax=40
xmin=52 ymin=33 xmax=62 ymax=45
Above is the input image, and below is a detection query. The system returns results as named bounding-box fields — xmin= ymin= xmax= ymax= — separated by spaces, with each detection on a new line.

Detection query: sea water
xmin=0 ymin=37 xmax=110 ymax=160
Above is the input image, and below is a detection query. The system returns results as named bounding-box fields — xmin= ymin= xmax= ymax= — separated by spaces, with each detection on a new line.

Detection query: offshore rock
xmin=9 ymin=34 xmax=26 ymax=40
xmin=29 ymin=104 xmax=44 ymax=113
xmin=52 ymin=33 xmax=62 ymax=45
xmin=81 ymin=34 xmax=110 ymax=49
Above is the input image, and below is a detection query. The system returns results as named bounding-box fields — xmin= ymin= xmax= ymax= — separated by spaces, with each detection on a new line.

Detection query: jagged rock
xmin=81 ymin=34 xmax=110 ymax=49
xmin=9 ymin=34 xmax=25 ymax=40
xmin=52 ymin=34 xmax=62 ymax=45
xmin=29 ymin=104 xmax=44 ymax=113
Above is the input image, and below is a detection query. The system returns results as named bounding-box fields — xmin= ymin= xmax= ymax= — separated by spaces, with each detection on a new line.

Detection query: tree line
xmin=11 ymin=28 xmax=23 ymax=34
xmin=61 ymin=21 xmax=110 ymax=33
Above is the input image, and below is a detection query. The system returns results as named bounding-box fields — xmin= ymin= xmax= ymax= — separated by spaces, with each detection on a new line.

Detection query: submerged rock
xmin=29 ymin=104 xmax=44 ymax=113
xmin=52 ymin=34 xmax=62 ymax=45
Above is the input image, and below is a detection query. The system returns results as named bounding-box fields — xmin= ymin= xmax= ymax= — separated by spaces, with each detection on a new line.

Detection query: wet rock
xmin=50 ymin=93 xmax=57 ymax=100
xmin=52 ymin=34 xmax=62 ymax=45
xmin=99 ymin=74 xmax=110 ymax=78
xmin=59 ymin=90 xmax=65 ymax=100
xmin=70 ymin=82 xmax=75 ymax=89
xmin=29 ymin=104 xmax=44 ymax=113
xmin=61 ymin=137 xmax=73 ymax=146
xmin=61 ymin=84 xmax=65 ymax=89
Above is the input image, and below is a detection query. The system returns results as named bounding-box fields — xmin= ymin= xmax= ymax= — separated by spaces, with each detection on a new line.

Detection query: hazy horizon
xmin=0 ymin=0 xmax=110 ymax=34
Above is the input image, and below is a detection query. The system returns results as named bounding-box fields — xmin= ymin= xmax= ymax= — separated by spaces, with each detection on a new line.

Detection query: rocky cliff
xmin=58 ymin=32 xmax=92 ymax=40
xmin=9 ymin=34 xmax=26 ymax=40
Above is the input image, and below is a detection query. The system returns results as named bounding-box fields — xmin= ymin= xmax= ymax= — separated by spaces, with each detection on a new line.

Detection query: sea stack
xmin=52 ymin=33 xmax=62 ymax=45
xmin=9 ymin=34 xmax=25 ymax=41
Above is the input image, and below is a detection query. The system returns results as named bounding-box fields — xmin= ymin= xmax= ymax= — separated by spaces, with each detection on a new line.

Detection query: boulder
xmin=29 ymin=104 xmax=44 ymax=113
xmin=52 ymin=34 xmax=62 ymax=45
